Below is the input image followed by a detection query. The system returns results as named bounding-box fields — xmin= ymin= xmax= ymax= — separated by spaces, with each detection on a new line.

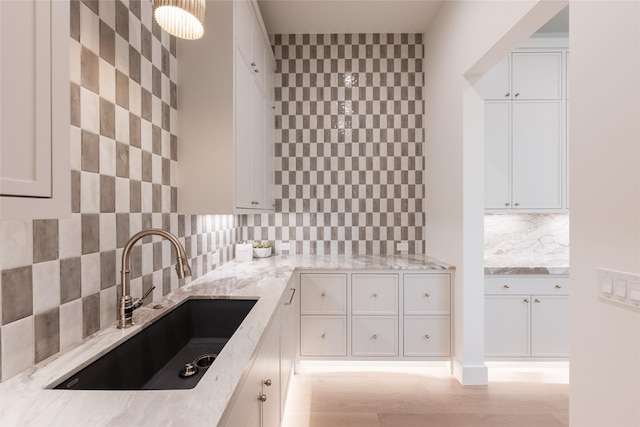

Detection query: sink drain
xmin=193 ymin=354 xmax=218 ymax=369
xmin=179 ymin=362 xmax=198 ymax=378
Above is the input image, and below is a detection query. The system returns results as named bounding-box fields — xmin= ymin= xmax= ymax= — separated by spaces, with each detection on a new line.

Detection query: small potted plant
xmin=252 ymin=240 xmax=272 ymax=258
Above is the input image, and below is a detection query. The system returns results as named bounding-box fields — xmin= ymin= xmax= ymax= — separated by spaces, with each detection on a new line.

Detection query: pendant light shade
xmin=153 ymin=0 xmax=205 ymax=40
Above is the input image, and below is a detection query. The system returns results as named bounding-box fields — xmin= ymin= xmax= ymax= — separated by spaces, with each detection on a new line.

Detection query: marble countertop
xmin=0 ymin=254 xmax=451 ymax=427
xmin=484 ymin=254 xmax=569 ymax=275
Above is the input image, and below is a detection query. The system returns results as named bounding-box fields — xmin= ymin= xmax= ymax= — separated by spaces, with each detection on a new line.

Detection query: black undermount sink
xmin=53 ymin=298 xmax=257 ymax=390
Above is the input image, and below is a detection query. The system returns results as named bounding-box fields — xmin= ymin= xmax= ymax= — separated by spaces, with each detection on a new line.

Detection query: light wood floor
xmin=282 ymin=362 xmax=569 ymax=427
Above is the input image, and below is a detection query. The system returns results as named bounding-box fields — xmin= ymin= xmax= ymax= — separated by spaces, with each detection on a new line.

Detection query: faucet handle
xmin=133 ymin=285 xmax=156 ymax=310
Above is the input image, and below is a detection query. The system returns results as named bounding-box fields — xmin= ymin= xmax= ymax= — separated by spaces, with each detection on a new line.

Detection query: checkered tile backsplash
xmin=0 ymin=0 xmax=242 ymax=381
xmin=245 ymin=33 xmax=425 ymax=255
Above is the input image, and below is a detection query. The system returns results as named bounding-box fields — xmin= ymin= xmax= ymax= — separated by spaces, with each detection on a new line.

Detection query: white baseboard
xmin=452 ymin=357 xmax=488 ymax=385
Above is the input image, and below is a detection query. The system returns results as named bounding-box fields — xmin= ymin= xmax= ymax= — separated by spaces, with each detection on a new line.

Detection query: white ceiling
xmin=256 ymin=0 xmax=445 ymax=35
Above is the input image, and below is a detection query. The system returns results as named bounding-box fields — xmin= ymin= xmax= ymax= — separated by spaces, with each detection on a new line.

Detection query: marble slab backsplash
xmin=484 ymin=213 xmax=569 ymax=258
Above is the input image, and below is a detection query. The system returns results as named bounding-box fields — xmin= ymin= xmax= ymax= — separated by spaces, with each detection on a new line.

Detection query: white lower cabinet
xmin=352 ymin=316 xmax=398 ymax=356
xmin=531 ymin=296 xmax=569 ymax=357
xmin=485 ymin=276 xmax=569 ymax=358
xmin=300 ymin=271 xmax=453 ymax=360
xmin=403 ymin=316 xmax=451 ymax=357
xmin=300 ymin=316 xmax=347 ymax=356
xmin=224 ymin=281 xmax=298 ymax=427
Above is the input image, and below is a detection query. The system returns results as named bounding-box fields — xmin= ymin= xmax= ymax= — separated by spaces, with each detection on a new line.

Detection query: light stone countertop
xmin=484 ymin=254 xmax=569 ymax=275
xmin=0 ymin=254 xmax=452 ymax=427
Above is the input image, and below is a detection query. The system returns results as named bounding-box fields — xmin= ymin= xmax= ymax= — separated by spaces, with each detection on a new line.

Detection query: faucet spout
xmin=118 ymin=228 xmax=192 ymax=329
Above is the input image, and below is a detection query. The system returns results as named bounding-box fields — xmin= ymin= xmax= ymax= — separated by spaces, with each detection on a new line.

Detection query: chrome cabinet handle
xmin=424 ymin=334 xmax=430 ymax=339
xmin=505 ymin=202 xmax=510 ymax=207
xmin=524 ymin=298 xmax=530 ymax=303
xmin=535 ymin=299 xmax=541 ymax=303
xmin=555 ymin=284 xmax=562 ymax=289
xmin=424 ymin=292 xmax=430 ymax=298
xmin=264 ymin=379 xmax=272 ymax=387
xmin=514 ymin=202 xmax=520 ymax=206
xmin=503 ymin=284 xmax=510 ymax=289
xmin=372 ymin=334 xmax=378 ymax=340
xmin=258 ymin=394 xmax=267 ymax=402
xmin=321 ymin=333 xmax=326 ymax=339
xmin=514 ymin=92 xmax=520 ymax=97
xmin=372 ymin=293 xmax=378 ymax=298
xmin=321 ymin=291 xmax=326 ymax=297
xmin=251 ymin=62 xmax=256 ymax=67
xmin=284 ymin=288 xmax=296 ymax=305
xmin=505 ymin=92 xmax=510 ymax=97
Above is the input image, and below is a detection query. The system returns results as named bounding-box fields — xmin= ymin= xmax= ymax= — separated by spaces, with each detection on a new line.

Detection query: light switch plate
xmin=598 ymin=268 xmax=640 ymax=311
xmin=396 ymin=242 xmax=409 ymax=251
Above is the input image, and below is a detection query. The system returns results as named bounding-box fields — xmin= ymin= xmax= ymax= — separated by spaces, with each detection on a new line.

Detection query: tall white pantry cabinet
xmin=480 ymin=42 xmax=569 ymax=212
xmin=177 ymin=0 xmax=275 ymax=214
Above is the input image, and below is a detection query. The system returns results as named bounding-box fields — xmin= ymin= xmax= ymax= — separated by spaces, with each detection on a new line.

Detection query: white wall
xmin=423 ymin=0 xmax=566 ymax=385
xmin=569 ymin=2 xmax=640 ymax=426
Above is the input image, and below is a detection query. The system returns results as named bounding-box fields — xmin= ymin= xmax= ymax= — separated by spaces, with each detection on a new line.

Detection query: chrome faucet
xmin=118 ymin=228 xmax=192 ymax=328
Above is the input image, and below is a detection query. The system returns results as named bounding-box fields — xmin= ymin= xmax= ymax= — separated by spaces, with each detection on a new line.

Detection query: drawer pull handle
xmin=503 ymin=285 xmax=510 ymax=289
xmin=524 ymin=298 xmax=530 ymax=303
xmin=424 ymin=334 xmax=430 ymax=340
xmin=505 ymin=93 xmax=510 ymax=98
xmin=264 ymin=379 xmax=272 ymax=387
xmin=424 ymin=293 xmax=430 ymax=298
xmin=284 ymin=288 xmax=296 ymax=305
xmin=372 ymin=334 xmax=378 ymax=340
xmin=321 ymin=333 xmax=326 ymax=339
xmin=555 ymin=285 xmax=562 ymax=289
xmin=321 ymin=291 xmax=326 ymax=297
xmin=372 ymin=293 xmax=378 ymax=298
xmin=535 ymin=299 xmax=541 ymax=303
xmin=258 ymin=394 xmax=267 ymax=402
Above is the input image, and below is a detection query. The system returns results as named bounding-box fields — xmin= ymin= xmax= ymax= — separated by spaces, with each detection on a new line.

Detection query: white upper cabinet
xmin=511 ymin=101 xmax=562 ymax=209
xmin=511 ymin=52 xmax=562 ymax=100
xmin=477 ymin=56 xmax=511 ymax=100
xmin=484 ymin=101 xmax=511 ymax=209
xmin=177 ymin=0 xmax=275 ymax=214
xmin=0 ymin=0 xmax=70 ymax=219
xmin=478 ymin=52 xmax=563 ymax=100
xmin=482 ymin=43 xmax=568 ymax=212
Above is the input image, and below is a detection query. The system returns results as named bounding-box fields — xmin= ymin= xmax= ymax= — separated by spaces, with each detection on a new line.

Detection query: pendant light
xmin=153 ymin=0 xmax=205 ymax=40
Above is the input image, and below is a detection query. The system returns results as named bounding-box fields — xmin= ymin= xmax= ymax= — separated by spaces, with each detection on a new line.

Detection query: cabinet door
xmin=512 ymin=52 xmax=562 ymax=100
xmin=403 ymin=316 xmax=451 ymax=357
xmin=512 ymin=101 xmax=562 ymax=209
xmin=263 ymin=98 xmax=275 ymax=210
xmin=1 ymin=0 xmax=52 ymax=197
xmin=352 ymin=274 xmax=399 ymax=315
xmin=300 ymin=316 xmax=346 ymax=356
xmin=234 ymin=0 xmax=253 ymax=64
xmin=484 ymin=101 xmax=511 ymax=209
xmin=477 ymin=56 xmax=510 ymax=100
xmin=261 ymin=334 xmax=281 ymax=427
xmin=251 ymin=27 xmax=266 ymax=91
xmin=485 ymin=296 xmax=530 ymax=357
xmin=235 ymin=49 xmax=255 ymax=209
xmin=531 ymin=296 xmax=568 ymax=357
xmin=352 ymin=316 xmax=398 ymax=357
xmin=252 ymin=77 xmax=266 ymax=208
xmin=280 ymin=287 xmax=297 ymax=416
xmin=404 ymin=274 xmax=450 ymax=315
xmin=300 ymin=274 xmax=347 ymax=315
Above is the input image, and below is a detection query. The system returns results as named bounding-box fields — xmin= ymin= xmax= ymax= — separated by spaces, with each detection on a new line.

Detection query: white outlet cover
xmin=279 ymin=241 xmax=290 ymax=251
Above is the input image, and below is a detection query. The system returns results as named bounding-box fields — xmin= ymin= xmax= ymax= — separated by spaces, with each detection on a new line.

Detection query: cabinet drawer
xmin=404 ymin=274 xmax=451 ymax=315
xmin=300 ymin=316 xmax=346 ymax=356
xmin=352 ymin=274 xmax=398 ymax=315
xmin=485 ymin=276 xmax=569 ymax=295
xmin=352 ymin=316 xmax=398 ymax=357
xmin=301 ymin=274 xmax=347 ymax=315
xmin=403 ymin=316 xmax=451 ymax=357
